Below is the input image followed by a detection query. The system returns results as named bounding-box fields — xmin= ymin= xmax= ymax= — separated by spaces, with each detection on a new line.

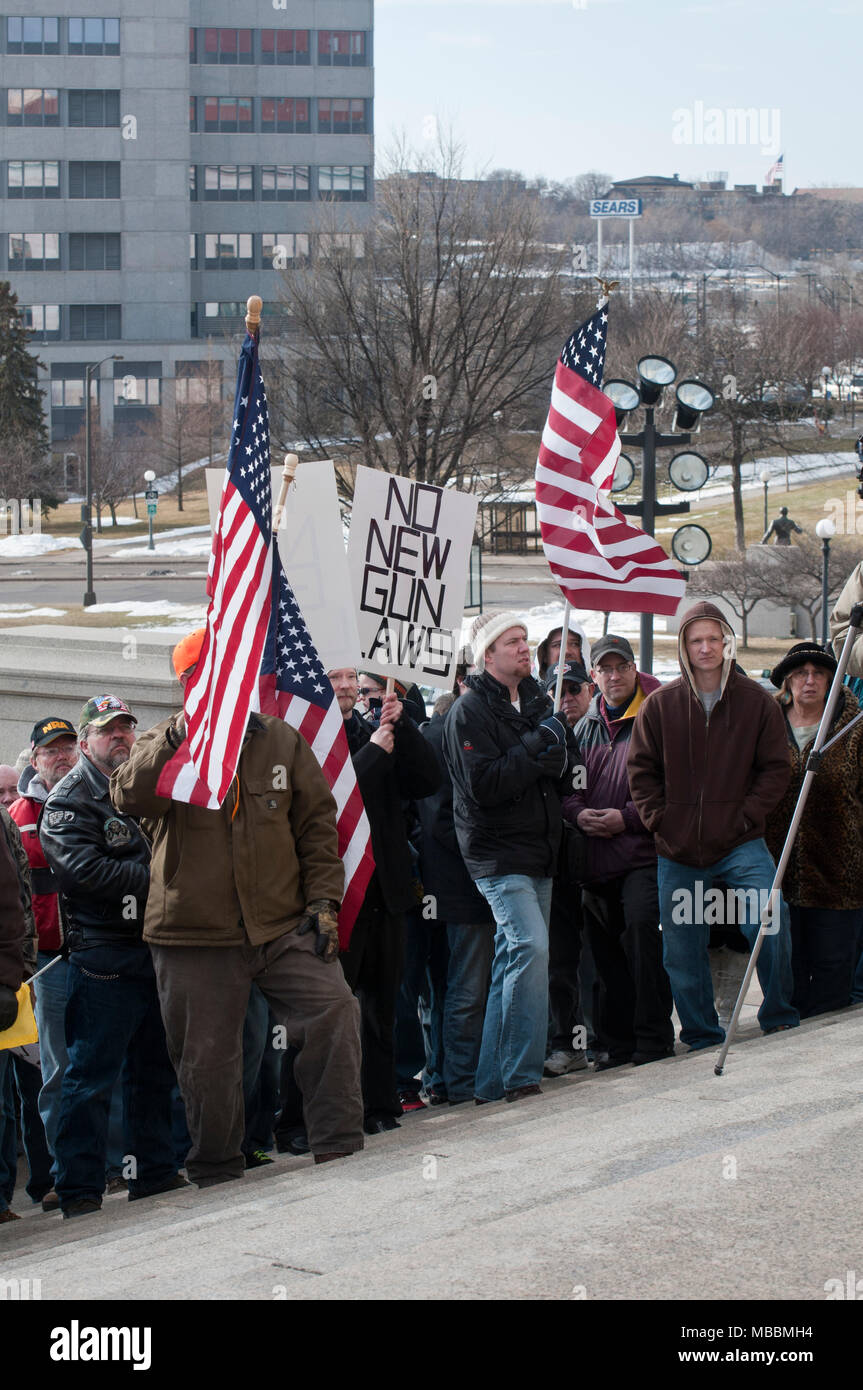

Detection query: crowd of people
xmin=2 ymin=600 xmax=862 ymax=1223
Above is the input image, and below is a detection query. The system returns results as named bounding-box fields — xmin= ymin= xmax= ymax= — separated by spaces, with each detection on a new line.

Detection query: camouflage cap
xmin=78 ymin=694 xmax=137 ymax=735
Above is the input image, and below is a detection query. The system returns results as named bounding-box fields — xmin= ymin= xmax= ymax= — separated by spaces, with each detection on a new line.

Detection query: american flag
xmin=765 ymin=153 xmax=783 ymax=184
xmin=534 ymin=302 xmax=686 ymax=616
xmin=156 ymin=330 xmax=374 ymax=940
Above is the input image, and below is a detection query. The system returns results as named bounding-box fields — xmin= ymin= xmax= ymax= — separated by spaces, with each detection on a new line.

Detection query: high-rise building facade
xmin=0 ymin=2 xmax=373 ymax=454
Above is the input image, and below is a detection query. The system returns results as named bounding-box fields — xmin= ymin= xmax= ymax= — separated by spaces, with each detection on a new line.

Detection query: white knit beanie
xmin=467 ymin=610 xmax=528 ymax=671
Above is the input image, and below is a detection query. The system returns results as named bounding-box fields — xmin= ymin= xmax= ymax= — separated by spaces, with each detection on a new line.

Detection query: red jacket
xmin=8 ymin=779 xmax=62 ymax=952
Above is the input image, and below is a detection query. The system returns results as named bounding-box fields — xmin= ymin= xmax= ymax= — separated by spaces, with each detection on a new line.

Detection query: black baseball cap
xmin=591 ymin=635 xmax=635 ymax=666
xmin=30 ymin=718 xmax=77 ymax=750
xmin=545 ymin=661 xmax=590 ymax=692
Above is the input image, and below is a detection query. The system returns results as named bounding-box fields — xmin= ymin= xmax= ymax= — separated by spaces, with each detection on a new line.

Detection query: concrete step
xmin=3 ymin=1008 xmax=861 ymax=1301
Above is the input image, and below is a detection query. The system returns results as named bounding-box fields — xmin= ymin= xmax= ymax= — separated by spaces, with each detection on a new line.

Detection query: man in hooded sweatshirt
xmin=533 ymin=613 xmax=591 ymax=685
xmin=627 ymin=602 xmax=799 ymax=1050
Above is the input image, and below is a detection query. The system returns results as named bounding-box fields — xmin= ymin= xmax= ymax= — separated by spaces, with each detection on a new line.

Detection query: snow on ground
xmin=100 ymin=524 xmax=210 ymax=553
xmin=0 ymin=534 xmax=76 ymax=557
xmin=86 ymin=600 xmax=207 ymax=628
xmin=0 ymin=605 xmax=66 ymax=619
xmin=109 ymin=535 xmax=212 ymax=559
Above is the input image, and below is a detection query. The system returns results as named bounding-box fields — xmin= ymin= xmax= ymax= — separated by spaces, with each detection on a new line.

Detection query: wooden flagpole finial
xmin=273 ymin=453 xmax=299 ymax=532
xmin=245 ymin=295 xmax=263 ymax=337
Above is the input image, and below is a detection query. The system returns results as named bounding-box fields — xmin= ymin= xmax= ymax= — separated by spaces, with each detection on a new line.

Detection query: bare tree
xmin=752 ymin=533 xmax=859 ymax=640
xmin=266 ymin=137 xmax=573 ymax=502
xmin=131 ymin=361 xmax=226 ymax=510
xmin=687 ymin=551 xmax=769 ymax=648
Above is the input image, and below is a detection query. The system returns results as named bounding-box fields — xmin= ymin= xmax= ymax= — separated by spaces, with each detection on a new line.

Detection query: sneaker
xmin=41 ymin=1189 xmax=60 ymax=1213
xmin=62 ymin=1198 xmax=102 ymax=1220
xmin=398 ymin=1090 xmax=426 ymax=1113
xmin=244 ymin=1149 xmax=275 ymax=1169
xmin=544 ymin=1048 xmax=588 ymax=1077
xmin=104 ymin=1176 xmax=127 ymax=1195
xmin=763 ymin=1023 xmax=796 ymax=1035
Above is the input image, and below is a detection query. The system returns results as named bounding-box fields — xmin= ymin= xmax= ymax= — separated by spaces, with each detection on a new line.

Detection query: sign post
xmin=589 ymin=198 xmax=643 ymax=305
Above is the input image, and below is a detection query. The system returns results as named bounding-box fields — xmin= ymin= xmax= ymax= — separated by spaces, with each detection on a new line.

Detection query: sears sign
xmin=589 ymin=198 xmax=643 ymax=218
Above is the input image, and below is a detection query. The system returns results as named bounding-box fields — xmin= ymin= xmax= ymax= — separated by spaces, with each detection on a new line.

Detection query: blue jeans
xmin=34 ymin=950 xmax=125 ymax=1182
xmin=55 ymin=944 xmax=178 ymax=1205
xmin=474 ymin=875 xmax=553 ymax=1099
xmin=0 ymin=1054 xmax=17 ymax=1212
xmin=657 ymin=840 xmax=799 ymax=1049
xmin=440 ymin=923 xmax=494 ymax=1102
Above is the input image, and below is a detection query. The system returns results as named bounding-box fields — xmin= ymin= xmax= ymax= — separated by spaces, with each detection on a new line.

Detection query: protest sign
xmin=346 ymin=468 xmax=478 ymax=686
xmin=205 ymin=461 xmax=360 ymax=671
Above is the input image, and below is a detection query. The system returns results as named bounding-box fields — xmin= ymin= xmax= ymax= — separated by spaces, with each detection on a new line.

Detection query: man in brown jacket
xmin=110 ymin=631 xmax=363 ymax=1185
xmin=627 ymin=602 xmax=798 ymax=1050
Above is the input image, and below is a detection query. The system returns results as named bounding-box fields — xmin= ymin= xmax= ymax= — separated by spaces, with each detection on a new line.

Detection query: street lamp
xmin=611 ymin=357 xmax=714 ymax=672
xmin=83 ymin=353 xmax=123 ymax=606
xmin=143 ymin=469 xmax=156 ymax=551
xmin=759 ymin=467 xmax=772 ymax=534
xmin=815 ymin=517 xmax=837 ymax=647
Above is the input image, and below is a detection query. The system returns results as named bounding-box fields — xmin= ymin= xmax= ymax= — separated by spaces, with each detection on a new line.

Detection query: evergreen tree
xmin=0 ymin=280 xmax=54 ymax=506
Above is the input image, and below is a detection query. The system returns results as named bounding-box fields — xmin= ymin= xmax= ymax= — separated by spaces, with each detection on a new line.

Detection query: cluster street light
xmin=605 ymin=355 xmax=714 ymax=673
xmin=83 ymin=353 xmax=123 ymax=607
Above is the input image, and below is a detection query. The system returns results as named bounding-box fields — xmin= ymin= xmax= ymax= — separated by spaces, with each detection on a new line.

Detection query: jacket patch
xmin=46 ymin=809 xmax=75 ymax=826
xmin=462 ymin=741 xmax=473 ymax=751
xmin=103 ymin=816 xmax=132 ymax=848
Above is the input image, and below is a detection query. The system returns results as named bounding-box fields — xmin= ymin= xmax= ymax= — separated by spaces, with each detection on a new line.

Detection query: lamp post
xmin=609 ymin=357 xmax=714 ymax=672
xmin=815 ymin=517 xmax=837 ymax=647
xmin=759 ymin=467 xmax=771 ymax=534
xmin=143 ymin=469 xmax=157 ymax=550
xmin=83 ymin=353 xmax=123 ymax=606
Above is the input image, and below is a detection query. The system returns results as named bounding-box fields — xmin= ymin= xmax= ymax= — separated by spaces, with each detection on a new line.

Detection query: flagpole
xmin=553 ymin=601 xmax=572 ymax=714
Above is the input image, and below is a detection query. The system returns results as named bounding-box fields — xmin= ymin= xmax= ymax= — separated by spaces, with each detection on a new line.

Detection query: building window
xmin=7 ymin=160 xmax=60 ymax=198
xmin=317 ymin=165 xmax=368 ymax=201
xmin=189 ymin=164 xmax=196 ymax=199
xmin=68 ymin=304 xmax=121 ymax=340
xmin=68 ymin=162 xmax=120 ymax=198
xmin=175 ymin=360 xmax=222 ymax=404
xmin=8 ymin=232 xmax=61 ymax=270
xmin=68 ymin=90 xmax=121 ymax=126
xmin=189 ymin=233 xmax=196 ymax=268
xmin=114 ymin=362 xmax=160 ymax=406
xmin=260 ymin=97 xmax=309 ymax=134
xmin=67 ymin=18 xmax=120 ymax=55
xmin=189 ymin=97 xmax=196 ymax=132
xmin=203 ymin=165 xmax=253 ymax=201
xmin=260 ymin=29 xmax=310 ymax=65
xmin=317 ymin=30 xmax=367 ymax=66
xmin=204 ymin=234 xmax=254 ymax=270
xmin=68 ymin=232 xmax=121 ymax=271
xmin=6 ymin=17 xmax=60 ymax=54
xmin=202 ymin=301 xmax=246 ymax=320
xmin=262 ymin=233 xmax=309 ymax=266
xmin=260 ymin=165 xmax=310 ymax=201
xmin=317 ymin=98 xmax=367 ymax=135
xmin=203 ymin=97 xmax=253 ymax=133
xmin=51 ymin=373 xmax=89 ymax=407
xmin=200 ymin=28 xmax=252 ymax=64
xmin=22 ymin=304 xmax=61 ymax=341
xmin=318 ymin=233 xmax=365 ymax=260
xmin=6 ymin=88 xmax=60 ymax=126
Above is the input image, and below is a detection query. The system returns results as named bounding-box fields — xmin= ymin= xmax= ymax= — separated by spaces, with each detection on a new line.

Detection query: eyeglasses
xmin=560 ymin=683 xmax=584 ymax=695
xmin=594 ymin=662 xmax=633 ymax=677
xmin=358 ymin=687 xmax=384 ymax=698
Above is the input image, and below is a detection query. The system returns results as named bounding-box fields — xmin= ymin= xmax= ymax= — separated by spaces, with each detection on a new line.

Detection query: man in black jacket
xmin=39 ymin=695 xmax=183 ymax=1217
xmin=328 ymin=668 xmax=440 ymax=1132
xmin=444 ymin=612 xmax=566 ymax=1103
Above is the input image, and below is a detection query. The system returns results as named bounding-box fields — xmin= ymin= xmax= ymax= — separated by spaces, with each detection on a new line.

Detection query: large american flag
xmin=535 ymin=302 xmax=686 ymax=616
xmin=156 ymin=330 xmax=374 ymax=939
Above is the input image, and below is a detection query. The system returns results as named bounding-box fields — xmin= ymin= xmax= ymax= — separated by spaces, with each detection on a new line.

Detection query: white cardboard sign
xmin=346 ymin=467 xmax=478 ymax=686
xmin=205 ymin=461 xmax=360 ymax=672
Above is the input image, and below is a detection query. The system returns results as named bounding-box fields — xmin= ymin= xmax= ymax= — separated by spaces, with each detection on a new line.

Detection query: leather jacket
xmin=39 ymin=753 xmax=150 ymax=950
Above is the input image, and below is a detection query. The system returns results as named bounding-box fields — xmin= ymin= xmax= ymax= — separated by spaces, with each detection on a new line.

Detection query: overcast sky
xmin=374 ymin=0 xmax=858 ymax=193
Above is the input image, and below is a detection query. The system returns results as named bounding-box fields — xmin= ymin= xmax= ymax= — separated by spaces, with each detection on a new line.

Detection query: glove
xmin=297 ymin=899 xmax=341 ymax=963
xmin=521 ymin=725 xmax=560 ymax=758
xmin=535 ymin=744 xmax=567 ymax=778
xmin=0 ymin=984 xmax=19 ymax=1032
xmin=539 ymin=713 xmax=568 ymax=744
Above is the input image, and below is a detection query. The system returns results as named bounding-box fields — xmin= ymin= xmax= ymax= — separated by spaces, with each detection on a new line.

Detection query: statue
xmin=761 ymin=507 xmax=803 ymax=546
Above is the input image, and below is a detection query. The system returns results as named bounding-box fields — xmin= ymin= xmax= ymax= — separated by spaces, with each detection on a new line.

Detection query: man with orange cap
xmin=111 ymin=630 xmax=364 ymax=1184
